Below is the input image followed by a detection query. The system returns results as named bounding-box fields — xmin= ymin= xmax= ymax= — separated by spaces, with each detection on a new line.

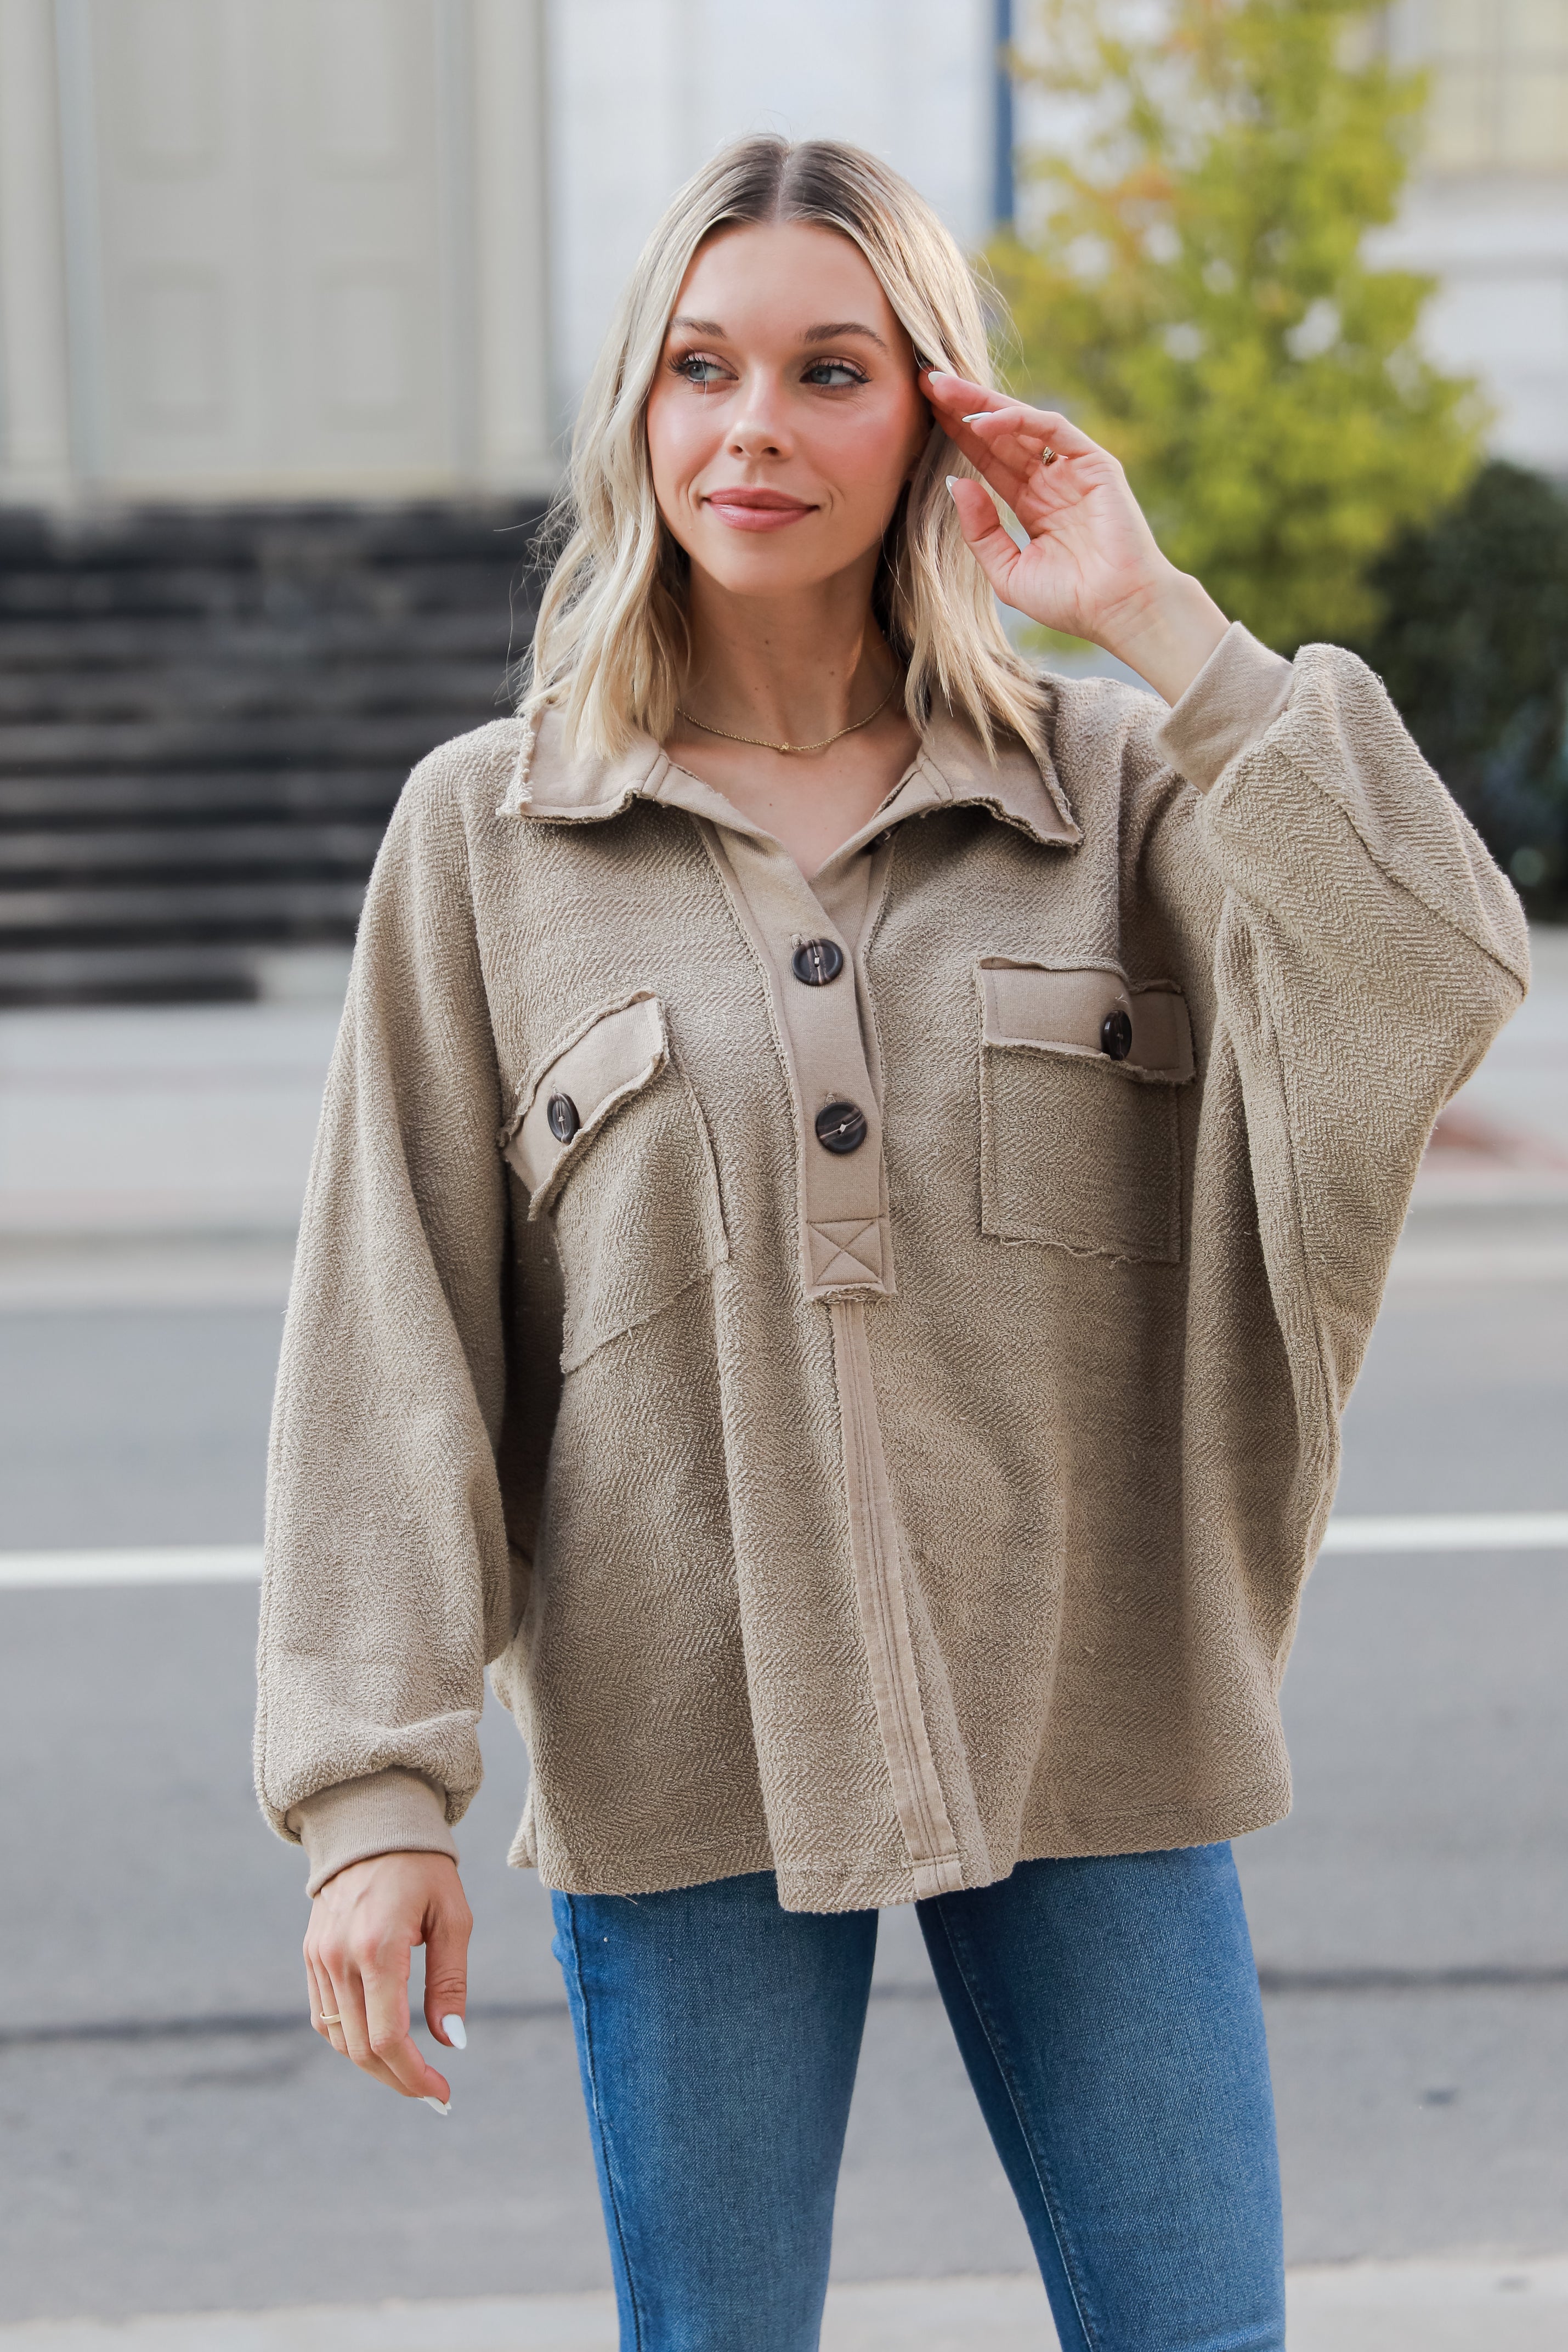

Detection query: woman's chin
xmin=688 ymin=539 xmax=848 ymax=600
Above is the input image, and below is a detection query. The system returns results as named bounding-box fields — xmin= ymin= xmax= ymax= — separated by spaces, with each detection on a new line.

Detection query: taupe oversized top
xmin=256 ymin=625 xmax=1527 ymax=1907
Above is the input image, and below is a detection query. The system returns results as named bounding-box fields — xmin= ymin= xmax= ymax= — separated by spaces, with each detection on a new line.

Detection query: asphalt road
xmin=2 ymin=1269 xmax=1566 ymax=2322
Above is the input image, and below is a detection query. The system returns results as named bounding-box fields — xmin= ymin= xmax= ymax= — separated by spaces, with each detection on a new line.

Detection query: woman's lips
xmin=703 ymin=488 xmax=817 ymax=533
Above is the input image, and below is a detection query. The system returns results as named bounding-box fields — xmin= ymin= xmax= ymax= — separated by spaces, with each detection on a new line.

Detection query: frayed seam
xmin=496 ymin=707 xmax=537 ymax=817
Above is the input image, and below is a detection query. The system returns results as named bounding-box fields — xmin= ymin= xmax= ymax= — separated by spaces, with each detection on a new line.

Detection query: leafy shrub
xmin=1354 ymin=462 xmax=1568 ymax=914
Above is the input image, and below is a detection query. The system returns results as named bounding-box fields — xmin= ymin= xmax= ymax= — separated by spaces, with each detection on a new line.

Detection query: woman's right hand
xmin=304 ymin=1850 xmax=473 ymax=2108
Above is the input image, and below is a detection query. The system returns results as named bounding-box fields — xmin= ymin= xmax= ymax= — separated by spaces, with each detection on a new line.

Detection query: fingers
xmin=925 ymin=371 xmax=1096 ymax=455
xmin=922 ymin=368 xmax=999 ymax=417
xmin=306 ymin=1927 xmax=439 ymax=2100
xmin=303 ymin=1852 xmax=471 ymax=2107
xmin=945 ymin=477 xmax=1022 ymax=602
xmin=305 ymin=1951 xmax=346 ymax=2054
xmin=423 ymin=1882 xmax=473 ymax=2048
xmin=310 ymin=1941 xmax=409 ymax=2094
xmin=363 ymin=1952 xmax=450 ymax=2105
xmin=922 ymin=371 xmax=1101 ymax=506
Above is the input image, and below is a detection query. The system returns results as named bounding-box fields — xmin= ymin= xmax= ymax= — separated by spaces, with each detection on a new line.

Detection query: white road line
xmin=1321 ymin=1512 xmax=1568 ymax=1553
xmin=0 ymin=1545 xmax=264 ymax=1590
xmin=1386 ymin=1241 xmax=1568 ymax=1285
xmin=3 ymin=1516 xmax=1567 ymax=1591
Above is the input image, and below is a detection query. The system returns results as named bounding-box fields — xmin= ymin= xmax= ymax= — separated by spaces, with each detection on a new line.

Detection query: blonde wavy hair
xmin=513 ymin=134 xmax=1044 ymax=782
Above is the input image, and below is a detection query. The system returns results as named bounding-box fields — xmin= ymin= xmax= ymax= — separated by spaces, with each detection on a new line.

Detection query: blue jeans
xmin=551 ymin=1845 xmax=1284 ymax=2352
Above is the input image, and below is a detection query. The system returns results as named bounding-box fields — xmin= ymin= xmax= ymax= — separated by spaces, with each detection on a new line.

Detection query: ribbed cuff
xmin=288 ymin=1768 xmax=458 ymax=1898
xmin=1156 ymin=620 xmax=1295 ymax=794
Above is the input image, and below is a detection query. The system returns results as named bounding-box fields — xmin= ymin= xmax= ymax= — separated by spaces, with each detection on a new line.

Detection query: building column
xmin=0 ymin=0 xmax=75 ymax=500
xmin=471 ymin=0 xmax=555 ymax=491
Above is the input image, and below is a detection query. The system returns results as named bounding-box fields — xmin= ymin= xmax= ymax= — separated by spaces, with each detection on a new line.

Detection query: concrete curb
xmin=4 ymin=2262 xmax=1567 ymax=2350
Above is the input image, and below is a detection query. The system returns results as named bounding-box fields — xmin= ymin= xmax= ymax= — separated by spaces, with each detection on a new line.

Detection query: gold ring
xmin=319 ymin=2011 xmax=342 ymax=2025
xmin=1043 ymin=448 xmax=1060 ymax=467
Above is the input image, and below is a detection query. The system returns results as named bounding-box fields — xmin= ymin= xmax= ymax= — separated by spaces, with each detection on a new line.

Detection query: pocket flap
xmin=979 ymin=959 xmax=1193 ymax=1083
xmin=501 ymin=992 xmax=669 ymax=1212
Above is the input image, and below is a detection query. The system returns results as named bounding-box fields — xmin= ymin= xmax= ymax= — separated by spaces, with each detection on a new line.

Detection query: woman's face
xmin=645 ymin=220 xmax=932 ymax=604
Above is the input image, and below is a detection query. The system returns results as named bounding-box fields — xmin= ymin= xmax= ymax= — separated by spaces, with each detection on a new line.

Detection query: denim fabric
xmin=551 ymin=1844 xmax=1284 ymax=2352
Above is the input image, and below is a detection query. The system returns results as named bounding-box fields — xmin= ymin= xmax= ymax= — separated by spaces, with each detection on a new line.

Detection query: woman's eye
xmin=803 ymin=360 xmax=867 ymax=388
xmin=673 ymin=354 xmax=726 ymax=387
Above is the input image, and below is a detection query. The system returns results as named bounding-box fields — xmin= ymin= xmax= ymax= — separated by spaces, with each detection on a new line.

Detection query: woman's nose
xmin=727 ymin=376 xmax=793 ymax=457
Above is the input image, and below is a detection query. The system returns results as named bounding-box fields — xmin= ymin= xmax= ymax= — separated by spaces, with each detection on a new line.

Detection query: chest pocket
xmin=977 ymin=958 xmax=1195 ymax=1264
xmin=500 ymin=992 xmax=729 ymax=1371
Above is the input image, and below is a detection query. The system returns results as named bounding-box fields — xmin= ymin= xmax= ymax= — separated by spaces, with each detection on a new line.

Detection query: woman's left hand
xmin=923 ymin=371 xmax=1229 ymax=706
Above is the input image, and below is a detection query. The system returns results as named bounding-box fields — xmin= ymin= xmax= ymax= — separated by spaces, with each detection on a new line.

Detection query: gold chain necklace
xmin=676 ymin=677 xmax=899 ymax=756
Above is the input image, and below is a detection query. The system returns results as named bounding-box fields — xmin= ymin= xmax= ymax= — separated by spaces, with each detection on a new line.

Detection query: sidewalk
xmin=1 ymin=930 xmax=1563 ymax=1310
xmin=1405 ymin=924 xmax=1568 ymax=1227
xmin=0 ymin=996 xmax=336 ymax=1308
xmin=5 ymin=2261 xmax=1567 ymax=2351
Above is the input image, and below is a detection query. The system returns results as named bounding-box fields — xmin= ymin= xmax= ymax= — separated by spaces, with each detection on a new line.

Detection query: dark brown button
xmin=814 ymin=1100 xmax=868 ymax=1155
xmin=792 ymin=938 xmax=845 ymax=987
xmin=547 ymin=1092 xmax=580 ymax=1143
xmin=1100 ymin=1009 xmax=1134 ymax=1061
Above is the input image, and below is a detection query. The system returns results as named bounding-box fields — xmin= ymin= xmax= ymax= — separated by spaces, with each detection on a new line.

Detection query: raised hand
xmin=923 ymin=371 xmax=1229 ymax=705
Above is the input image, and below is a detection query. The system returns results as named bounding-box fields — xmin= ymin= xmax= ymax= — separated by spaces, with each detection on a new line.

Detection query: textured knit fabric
xmin=256 ymin=624 xmax=1528 ymax=1906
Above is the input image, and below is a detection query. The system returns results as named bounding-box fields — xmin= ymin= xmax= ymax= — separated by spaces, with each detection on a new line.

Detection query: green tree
xmin=1355 ymin=462 xmax=1568 ymax=908
xmin=991 ymin=0 xmax=1483 ymax=651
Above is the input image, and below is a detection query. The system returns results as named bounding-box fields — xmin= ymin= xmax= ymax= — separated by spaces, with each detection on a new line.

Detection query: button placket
xmin=789 ymin=905 xmax=881 ymax=1270
xmin=686 ymin=801 xmax=976 ymax=1896
xmin=712 ymin=830 xmax=888 ymax=1296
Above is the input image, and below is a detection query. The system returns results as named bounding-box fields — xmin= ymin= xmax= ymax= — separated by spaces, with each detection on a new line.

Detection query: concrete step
xmin=0 ymin=709 xmax=493 ymax=773
xmin=0 ymin=563 xmax=537 ymax=621
xmin=0 ymin=608 xmax=522 ymax=666
xmin=0 ymin=660 xmax=511 ymax=723
xmin=0 ymin=943 xmax=340 ymax=1005
xmin=0 ymin=877 xmax=367 ymax=935
xmin=0 ymin=771 xmax=402 ymax=822
xmin=0 ymin=823 xmax=389 ymax=875
xmin=0 ymin=497 xmax=543 ymax=1001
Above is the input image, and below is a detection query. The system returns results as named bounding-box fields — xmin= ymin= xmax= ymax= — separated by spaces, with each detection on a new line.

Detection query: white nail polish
xmin=422 ymin=2096 xmax=452 ymax=2115
xmin=961 ymin=411 xmax=990 ymax=423
xmin=441 ymin=2014 xmax=467 ymax=2050
xmin=945 ymin=476 xmax=960 ymax=494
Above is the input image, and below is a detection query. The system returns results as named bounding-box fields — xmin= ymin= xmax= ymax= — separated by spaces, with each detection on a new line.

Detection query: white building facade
xmin=0 ymin=0 xmax=554 ymax=503
xmin=1378 ymin=0 xmax=1568 ymax=471
xmin=0 ymin=0 xmax=1563 ymax=508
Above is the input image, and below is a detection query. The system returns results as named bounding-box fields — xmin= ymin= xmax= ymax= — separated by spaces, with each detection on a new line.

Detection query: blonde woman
xmin=257 ymin=137 xmax=1525 ymax=2351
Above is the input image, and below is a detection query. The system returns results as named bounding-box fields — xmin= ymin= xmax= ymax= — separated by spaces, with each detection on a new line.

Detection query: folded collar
xmin=509 ymin=699 xmax=1080 ymax=853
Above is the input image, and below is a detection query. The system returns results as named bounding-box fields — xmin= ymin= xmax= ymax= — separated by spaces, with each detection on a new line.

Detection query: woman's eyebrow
xmin=666 ymin=315 xmax=891 ymax=353
xmin=803 ymin=321 xmax=890 ymax=352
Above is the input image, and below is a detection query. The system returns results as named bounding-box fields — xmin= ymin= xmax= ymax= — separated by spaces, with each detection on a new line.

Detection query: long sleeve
xmin=254 ymin=747 xmax=518 ymax=1893
xmin=1145 ymin=624 xmax=1529 ymax=1480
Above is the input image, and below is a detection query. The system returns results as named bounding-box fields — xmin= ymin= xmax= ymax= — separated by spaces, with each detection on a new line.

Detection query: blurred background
xmin=0 ymin=3 xmax=1565 ymax=2348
